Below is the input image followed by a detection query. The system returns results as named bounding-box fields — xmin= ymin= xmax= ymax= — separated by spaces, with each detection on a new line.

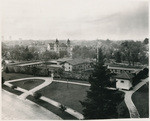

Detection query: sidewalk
xmin=121 ymin=78 xmax=149 ymax=118
xmin=4 ymin=77 xmax=84 ymax=120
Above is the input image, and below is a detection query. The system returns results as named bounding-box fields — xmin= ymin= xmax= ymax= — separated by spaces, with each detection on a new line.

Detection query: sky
xmin=1 ymin=0 xmax=149 ymax=41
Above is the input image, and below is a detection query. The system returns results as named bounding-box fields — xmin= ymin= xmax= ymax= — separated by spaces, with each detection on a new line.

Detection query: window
xmin=121 ymin=81 xmax=124 ymax=83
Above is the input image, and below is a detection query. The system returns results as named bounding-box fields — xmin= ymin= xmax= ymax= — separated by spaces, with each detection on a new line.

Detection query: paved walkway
xmin=120 ymin=78 xmax=149 ymax=118
xmin=54 ymin=79 xmax=90 ymax=86
xmin=4 ymin=77 xmax=84 ymax=119
xmin=6 ymin=77 xmax=53 ymax=99
xmin=41 ymin=96 xmax=84 ymax=119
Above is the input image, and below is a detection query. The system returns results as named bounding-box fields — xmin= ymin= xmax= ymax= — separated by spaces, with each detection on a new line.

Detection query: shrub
xmin=5 ymin=67 xmax=9 ymax=73
xmin=33 ymin=92 xmax=42 ymax=100
xmin=11 ymin=85 xmax=17 ymax=89
xmin=59 ymin=104 xmax=67 ymax=112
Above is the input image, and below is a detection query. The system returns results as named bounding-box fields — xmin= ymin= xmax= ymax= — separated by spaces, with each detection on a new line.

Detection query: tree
xmin=57 ymin=68 xmax=64 ymax=78
xmin=120 ymin=41 xmax=145 ymax=66
xmin=23 ymin=46 xmax=34 ymax=61
xmin=143 ymin=38 xmax=149 ymax=44
xmin=59 ymin=51 xmax=68 ymax=58
xmin=80 ymin=48 xmax=120 ymax=119
xmin=114 ymin=51 xmax=121 ymax=63
xmin=33 ymin=92 xmax=42 ymax=100
xmin=32 ymin=66 xmax=39 ymax=76
xmin=72 ymin=46 xmax=96 ymax=59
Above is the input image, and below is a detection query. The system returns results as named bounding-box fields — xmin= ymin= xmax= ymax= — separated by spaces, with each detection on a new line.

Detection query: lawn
xmin=54 ymin=78 xmax=90 ymax=84
xmin=37 ymin=82 xmax=90 ymax=114
xmin=10 ymin=79 xmax=45 ymax=90
xmin=132 ymin=84 xmax=149 ymax=118
xmin=2 ymin=72 xmax=33 ymax=81
xmin=117 ymin=101 xmax=130 ymax=118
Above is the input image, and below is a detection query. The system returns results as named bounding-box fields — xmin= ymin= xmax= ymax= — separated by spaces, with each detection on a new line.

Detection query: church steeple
xmin=56 ymin=38 xmax=59 ymax=45
xmin=67 ymin=39 xmax=70 ymax=47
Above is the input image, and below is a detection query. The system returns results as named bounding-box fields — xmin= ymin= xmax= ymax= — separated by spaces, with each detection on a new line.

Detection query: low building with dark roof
xmin=62 ymin=59 xmax=94 ymax=72
xmin=107 ymin=65 xmax=143 ymax=74
xmin=114 ymin=71 xmax=134 ymax=90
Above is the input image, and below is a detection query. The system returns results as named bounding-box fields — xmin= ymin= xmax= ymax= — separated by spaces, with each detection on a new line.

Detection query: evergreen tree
xmin=80 ymin=48 xmax=119 ymax=119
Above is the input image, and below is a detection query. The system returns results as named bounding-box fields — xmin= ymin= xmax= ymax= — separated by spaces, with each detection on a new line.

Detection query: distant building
xmin=107 ymin=65 xmax=142 ymax=74
xmin=114 ymin=71 xmax=134 ymax=90
xmin=47 ymin=39 xmax=72 ymax=57
xmin=61 ymin=59 xmax=93 ymax=72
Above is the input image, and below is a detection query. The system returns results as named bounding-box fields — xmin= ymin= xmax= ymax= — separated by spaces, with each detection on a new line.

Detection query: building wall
xmin=47 ymin=42 xmax=71 ymax=54
xmin=73 ymin=63 xmax=92 ymax=72
xmin=116 ymin=79 xmax=132 ymax=90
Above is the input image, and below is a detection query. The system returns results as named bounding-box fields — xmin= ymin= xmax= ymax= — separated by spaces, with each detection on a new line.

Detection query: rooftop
xmin=114 ymin=71 xmax=134 ymax=80
xmin=65 ymin=59 xmax=92 ymax=66
xmin=108 ymin=65 xmax=143 ymax=70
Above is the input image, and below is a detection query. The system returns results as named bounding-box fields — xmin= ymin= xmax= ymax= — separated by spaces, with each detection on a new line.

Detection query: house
xmin=61 ymin=59 xmax=93 ymax=72
xmin=114 ymin=71 xmax=134 ymax=90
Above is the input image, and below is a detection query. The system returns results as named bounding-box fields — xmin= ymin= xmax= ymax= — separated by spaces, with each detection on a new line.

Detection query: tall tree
xmin=80 ymin=48 xmax=119 ymax=119
xmin=143 ymin=38 xmax=149 ymax=44
xmin=114 ymin=51 xmax=121 ymax=63
xmin=120 ymin=41 xmax=145 ymax=66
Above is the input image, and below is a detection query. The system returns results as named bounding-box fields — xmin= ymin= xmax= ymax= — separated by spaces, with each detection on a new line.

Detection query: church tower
xmin=55 ymin=38 xmax=59 ymax=53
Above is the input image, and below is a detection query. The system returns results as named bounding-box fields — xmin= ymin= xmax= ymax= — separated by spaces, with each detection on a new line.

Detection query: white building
xmin=47 ymin=39 xmax=72 ymax=57
xmin=115 ymin=72 xmax=134 ymax=90
xmin=61 ymin=59 xmax=93 ymax=72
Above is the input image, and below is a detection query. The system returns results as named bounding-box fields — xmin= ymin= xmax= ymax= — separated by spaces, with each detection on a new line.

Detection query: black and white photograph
xmin=1 ymin=0 xmax=149 ymax=120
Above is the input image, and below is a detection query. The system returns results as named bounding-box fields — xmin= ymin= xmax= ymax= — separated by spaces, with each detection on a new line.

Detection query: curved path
xmin=121 ymin=78 xmax=149 ymax=118
xmin=4 ymin=77 xmax=84 ymax=119
xmin=5 ymin=77 xmax=53 ymax=99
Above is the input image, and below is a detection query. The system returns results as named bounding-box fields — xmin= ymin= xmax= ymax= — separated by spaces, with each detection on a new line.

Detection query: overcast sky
xmin=1 ymin=0 xmax=149 ymax=40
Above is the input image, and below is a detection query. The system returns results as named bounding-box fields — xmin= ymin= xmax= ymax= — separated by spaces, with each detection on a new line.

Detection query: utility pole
xmin=67 ymin=79 xmax=68 ymax=89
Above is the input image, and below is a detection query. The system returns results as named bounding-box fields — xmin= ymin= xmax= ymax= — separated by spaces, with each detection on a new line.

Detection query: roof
xmin=114 ymin=71 xmax=134 ymax=80
xmin=57 ymin=58 xmax=72 ymax=62
xmin=17 ymin=62 xmax=43 ymax=67
xmin=65 ymin=59 xmax=92 ymax=66
xmin=108 ymin=65 xmax=142 ymax=71
xmin=47 ymin=65 xmax=62 ymax=68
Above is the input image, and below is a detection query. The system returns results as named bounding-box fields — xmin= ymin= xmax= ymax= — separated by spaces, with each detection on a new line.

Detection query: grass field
xmin=10 ymin=79 xmax=45 ymax=90
xmin=117 ymin=101 xmax=130 ymax=118
xmin=2 ymin=72 xmax=33 ymax=81
xmin=38 ymin=82 xmax=90 ymax=113
xmin=132 ymin=84 xmax=149 ymax=118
